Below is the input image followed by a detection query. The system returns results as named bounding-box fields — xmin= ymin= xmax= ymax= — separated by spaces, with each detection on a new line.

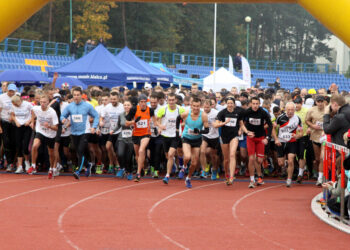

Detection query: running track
xmin=0 ymin=173 xmax=348 ymax=250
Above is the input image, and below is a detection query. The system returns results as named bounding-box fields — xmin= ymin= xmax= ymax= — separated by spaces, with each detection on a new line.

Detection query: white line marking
xmin=148 ymin=182 xmax=221 ymax=250
xmin=231 ymin=184 xmax=292 ymax=249
xmin=58 ymin=180 xmax=160 ymax=250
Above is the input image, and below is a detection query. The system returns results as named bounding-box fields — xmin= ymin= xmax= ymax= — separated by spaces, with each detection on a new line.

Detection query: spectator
xmin=273 ymin=77 xmax=281 ymax=90
xmin=234 ymin=53 xmax=242 ymax=71
xmin=254 ymin=80 xmax=261 ymax=89
xmin=70 ymin=38 xmax=79 ymax=58
xmin=98 ymin=38 xmax=106 ymax=47
xmin=329 ymin=83 xmax=339 ymax=95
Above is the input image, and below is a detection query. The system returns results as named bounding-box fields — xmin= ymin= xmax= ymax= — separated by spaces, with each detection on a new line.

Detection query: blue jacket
xmin=60 ymin=101 xmax=99 ymax=135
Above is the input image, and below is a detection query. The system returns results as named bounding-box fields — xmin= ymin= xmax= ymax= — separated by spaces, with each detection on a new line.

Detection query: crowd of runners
xmin=0 ymin=77 xmax=345 ymax=189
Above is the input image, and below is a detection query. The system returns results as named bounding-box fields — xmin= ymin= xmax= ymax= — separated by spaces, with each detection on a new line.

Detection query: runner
xmin=274 ymin=102 xmax=303 ymax=187
xmin=61 ymin=87 xmax=99 ymax=180
xmin=28 ymin=95 xmax=59 ymax=178
xmin=157 ymin=93 xmax=185 ymax=184
xmin=306 ymin=95 xmax=325 ymax=186
xmin=10 ymin=95 xmax=33 ymax=173
xmin=241 ymin=97 xmax=273 ymax=188
xmin=177 ymin=96 xmax=209 ymax=188
xmin=214 ymin=96 xmax=242 ymax=185
xmin=126 ymin=94 xmax=158 ymax=182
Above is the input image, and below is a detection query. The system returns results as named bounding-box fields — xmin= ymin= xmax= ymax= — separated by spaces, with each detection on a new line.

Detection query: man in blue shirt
xmin=61 ymin=87 xmax=99 ymax=179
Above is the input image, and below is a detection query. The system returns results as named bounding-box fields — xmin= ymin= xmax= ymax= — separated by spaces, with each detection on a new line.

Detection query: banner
xmin=228 ymin=55 xmax=234 ymax=75
xmin=241 ymin=56 xmax=251 ymax=87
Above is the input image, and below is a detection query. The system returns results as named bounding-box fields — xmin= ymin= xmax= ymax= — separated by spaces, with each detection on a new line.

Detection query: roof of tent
xmin=203 ymin=67 xmax=249 ymax=92
xmin=48 ymin=44 xmax=150 ymax=87
xmin=116 ymin=47 xmax=173 ymax=84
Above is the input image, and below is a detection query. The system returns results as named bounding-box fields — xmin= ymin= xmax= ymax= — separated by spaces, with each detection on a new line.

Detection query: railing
xmin=0 ymin=38 xmax=69 ymax=56
xmin=323 ymin=141 xmax=349 ymax=224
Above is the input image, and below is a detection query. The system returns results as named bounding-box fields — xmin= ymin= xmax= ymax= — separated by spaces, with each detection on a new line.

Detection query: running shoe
xmin=216 ymin=172 xmax=220 ymax=179
xmin=193 ymin=171 xmax=200 ymax=178
xmin=48 ymin=170 xmax=53 ymax=179
xmin=127 ymin=173 xmax=133 ymax=181
xmin=316 ymin=179 xmax=322 ymax=187
xmin=85 ymin=163 xmax=92 ymax=177
xmin=27 ymin=166 xmax=36 ymax=175
xmin=200 ymin=170 xmax=207 ymax=179
xmin=286 ymin=179 xmax=292 ymax=188
xmin=296 ymin=175 xmax=303 ymax=184
xmin=172 ymin=164 xmax=177 ymax=174
xmin=116 ymin=168 xmax=125 ymax=178
xmin=73 ymin=171 xmax=80 ymax=180
xmin=178 ymin=169 xmax=185 ymax=179
xmin=6 ymin=164 xmax=14 ymax=172
xmin=257 ymin=177 xmax=264 ymax=185
xmin=211 ymin=169 xmax=217 ymax=180
xmin=107 ymin=165 xmax=114 ymax=174
xmin=150 ymin=166 xmax=155 ymax=176
xmin=248 ymin=181 xmax=255 ymax=188
xmin=227 ymin=177 xmax=234 ymax=186
xmin=56 ymin=163 xmax=63 ymax=173
xmin=153 ymin=170 xmax=159 ymax=179
xmin=185 ymin=178 xmax=192 ymax=188
xmin=53 ymin=168 xmax=60 ymax=177
xmin=15 ymin=166 xmax=24 ymax=174
xmin=134 ymin=174 xmax=141 ymax=182
xmin=235 ymin=168 xmax=240 ymax=176
xmin=24 ymin=161 xmax=30 ymax=172
xmin=205 ymin=163 xmax=210 ymax=174
xmin=95 ymin=164 xmax=103 ymax=174
xmin=163 ymin=176 xmax=169 ymax=184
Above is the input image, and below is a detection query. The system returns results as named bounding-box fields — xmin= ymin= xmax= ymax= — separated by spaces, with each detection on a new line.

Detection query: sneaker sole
xmin=163 ymin=179 xmax=168 ymax=184
xmin=73 ymin=173 xmax=80 ymax=180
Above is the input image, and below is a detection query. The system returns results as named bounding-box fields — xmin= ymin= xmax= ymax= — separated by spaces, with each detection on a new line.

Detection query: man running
xmin=241 ymin=97 xmax=273 ymax=188
xmin=177 ymin=96 xmax=209 ymax=188
xmin=61 ymin=87 xmax=99 ymax=180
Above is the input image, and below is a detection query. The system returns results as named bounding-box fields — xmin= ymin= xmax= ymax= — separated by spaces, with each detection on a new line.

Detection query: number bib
xmin=316 ymin=121 xmax=323 ymax=129
xmin=225 ymin=117 xmax=237 ymax=127
xmin=187 ymin=129 xmax=198 ymax=135
xmin=101 ymin=127 xmax=109 ymax=134
xmin=72 ymin=114 xmax=83 ymax=123
xmin=136 ymin=119 xmax=148 ymax=128
xmin=249 ymin=118 xmax=261 ymax=126
xmin=122 ymin=130 xmax=132 ymax=138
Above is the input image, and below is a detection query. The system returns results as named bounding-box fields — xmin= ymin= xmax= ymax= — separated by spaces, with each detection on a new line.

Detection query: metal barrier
xmin=323 ymin=141 xmax=348 ymax=223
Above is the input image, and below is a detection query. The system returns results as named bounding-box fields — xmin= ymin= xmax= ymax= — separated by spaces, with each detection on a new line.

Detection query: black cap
xmin=316 ymin=95 xmax=325 ymax=102
xmin=293 ymin=96 xmax=303 ymax=104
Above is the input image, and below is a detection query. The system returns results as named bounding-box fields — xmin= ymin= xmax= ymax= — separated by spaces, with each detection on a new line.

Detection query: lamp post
xmin=245 ymin=16 xmax=251 ymax=60
xmin=69 ymin=0 xmax=73 ymax=43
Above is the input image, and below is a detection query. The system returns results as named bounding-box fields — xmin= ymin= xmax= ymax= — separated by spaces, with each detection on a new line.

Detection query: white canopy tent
xmin=203 ymin=67 xmax=249 ymax=92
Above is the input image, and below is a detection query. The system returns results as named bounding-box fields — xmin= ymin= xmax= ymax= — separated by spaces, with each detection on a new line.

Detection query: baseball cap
xmin=7 ymin=83 xmax=17 ymax=92
xmin=144 ymin=83 xmax=152 ymax=90
xmin=293 ymin=96 xmax=303 ymax=104
xmin=316 ymin=95 xmax=325 ymax=102
xmin=308 ymin=88 xmax=316 ymax=95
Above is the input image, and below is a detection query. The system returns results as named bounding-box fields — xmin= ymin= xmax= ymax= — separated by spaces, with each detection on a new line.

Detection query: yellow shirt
xmin=295 ymin=107 xmax=308 ymax=136
xmin=89 ymin=98 xmax=99 ymax=108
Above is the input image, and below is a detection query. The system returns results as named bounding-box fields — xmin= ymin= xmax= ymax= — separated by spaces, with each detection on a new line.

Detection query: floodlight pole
xmin=69 ymin=0 xmax=73 ymax=43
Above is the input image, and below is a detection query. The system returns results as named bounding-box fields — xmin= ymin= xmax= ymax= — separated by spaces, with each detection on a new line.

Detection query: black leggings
xmin=14 ymin=125 xmax=32 ymax=157
xmin=71 ymin=134 xmax=89 ymax=172
xmin=148 ymin=136 xmax=163 ymax=171
xmin=1 ymin=121 xmax=16 ymax=164
xmin=117 ymin=139 xmax=134 ymax=173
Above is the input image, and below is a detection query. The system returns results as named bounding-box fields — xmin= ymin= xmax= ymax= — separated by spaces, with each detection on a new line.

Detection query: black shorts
xmin=220 ymin=133 xmax=238 ymax=144
xmin=132 ymin=135 xmax=151 ymax=145
xmin=35 ymin=132 xmax=55 ymax=149
xmin=55 ymin=125 xmax=62 ymax=143
xmin=88 ymin=133 xmax=99 ymax=144
xmin=60 ymin=136 xmax=71 ymax=147
xmin=182 ymin=137 xmax=202 ymax=148
xmin=297 ymin=136 xmax=309 ymax=160
xmin=269 ymin=140 xmax=276 ymax=151
xmin=276 ymin=141 xmax=298 ymax=158
xmin=162 ymin=136 xmax=178 ymax=152
xmin=99 ymin=134 xmax=109 ymax=146
xmin=107 ymin=134 xmax=119 ymax=145
xmin=313 ymin=141 xmax=322 ymax=147
xmin=203 ymin=136 xmax=219 ymax=149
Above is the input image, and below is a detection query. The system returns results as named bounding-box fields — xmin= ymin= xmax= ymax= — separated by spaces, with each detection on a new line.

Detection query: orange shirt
xmin=133 ymin=105 xmax=151 ymax=136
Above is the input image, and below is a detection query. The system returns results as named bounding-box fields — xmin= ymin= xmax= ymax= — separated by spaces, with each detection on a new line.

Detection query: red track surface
xmin=0 ymin=173 xmax=348 ymax=250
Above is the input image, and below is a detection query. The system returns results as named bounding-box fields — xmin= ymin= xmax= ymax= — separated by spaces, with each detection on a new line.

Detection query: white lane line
xmin=232 ymin=184 xmax=292 ymax=249
xmin=58 ymin=180 xmax=160 ymax=250
xmin=148 ymin=182 xmax=221 ymax=250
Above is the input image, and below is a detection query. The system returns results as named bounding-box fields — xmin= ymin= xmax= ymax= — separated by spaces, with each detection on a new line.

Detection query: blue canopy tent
xmin=48 ymin=44 xmax=150 ymax=88
xmin=116 ymin=47 xmax=173 ymax=86
xmin=0 ymin=69 xmax=50 ymax=84
xmin=50 ymin=76 xmax=87 ymax=90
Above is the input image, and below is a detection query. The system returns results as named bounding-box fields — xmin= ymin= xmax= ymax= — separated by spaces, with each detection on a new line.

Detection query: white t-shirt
xmin=101 ymin=103 xmax=124 ymax=134
xmin=60 ymin=102 xmax=71 ymax=137
xmin=96 ymin=104 xmax=110 ymax=135
xmin=0 ymin=93 xmax=14 ymax=122
xmin=32 ymin=106 xmax=59 ymax=138
xmin=203 ymin=108 xmax=219 ymax=139
xmin=11 ymin=101 xmax=32 ymax=125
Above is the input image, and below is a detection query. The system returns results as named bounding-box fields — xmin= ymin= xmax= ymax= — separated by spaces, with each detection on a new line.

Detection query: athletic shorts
xmin=276 ymin=141 xmax=298 ymax=158
xmin=220 ymin=133 xmax=238 ymax=144
xmin=313 ymin=141 xmax=321 ymax=147
xmin=88 ymin=133 xmax=99 ymax=144
xmin=297 ymin=136 xmax=309 ymax=160
xmin=107 ymin=134 xmax=119 ymax=145
xmin=246 ymin=136 xmax=265 ymax=158
xmin=238 ymin=138 xmax=247 ymax=149
xmin=54 ymin=125 xmax=62 ymax=143
xmin=132 ymin=135 xmax=151 ymax=145
xmin=203 ymin=136 xmax=219 ymax=149
xmin=162 ymin=136 xmax=178 ymax=152
xmin=35 ymin=132 xmax=55 ymax=149
xmin=60 ymin=136 xmax=71 ymax=147
xmin=269 ymin=141 xmax=276 ymax=151
xmin=99 ymin=134 xmax=109 ymax=146
xmin=182 ymin=137 xmax=202 ymax=148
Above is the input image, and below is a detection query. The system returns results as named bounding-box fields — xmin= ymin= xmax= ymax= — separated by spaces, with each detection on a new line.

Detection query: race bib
xmin=187 ymin=129 xmax=198 ymax=135
xmin=101 ymin=127 xmax=109 ymax=134
xmin=249 ymin=118 xmax=261 ymax=126
xmin=167 ymin=118 xmax=176 ymax=129
xmin=237 ymin=134 xmax=244 ymax=140
xmin=136 ymin=119 xmax=148 ymax=128
xmin=122 ymin=130 xmax=132 ymax=138
xmin=316 ymin=121 xmax=323 ymax=129
xmin=72 ymin=114 xmax=83 ymax=123
xmin=281 ymin=134 xmax=292 ymax=141
xmin=225 ymin=117 xmax=237 ymax=127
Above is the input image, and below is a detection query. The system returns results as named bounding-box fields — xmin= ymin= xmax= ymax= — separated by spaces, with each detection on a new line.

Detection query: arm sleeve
xmin=264 ymin=112 xmax=273 ymax=137
xmin=88 ymin=105 xmax=99 ymax=129
xmin=126 ymin=107 xmax=136 ymax=121
xmin=216 ymin=110 xmax=224 ymax=121
xmin=60 ymin=105 xmax=70 ymax=121
xmin=119 ymin=113 xmax=126 ymax=127
xmin=52 ymin=109 xmax=59 ymax=125
xmin=323 ymin=114 xmax=343 ymax=135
